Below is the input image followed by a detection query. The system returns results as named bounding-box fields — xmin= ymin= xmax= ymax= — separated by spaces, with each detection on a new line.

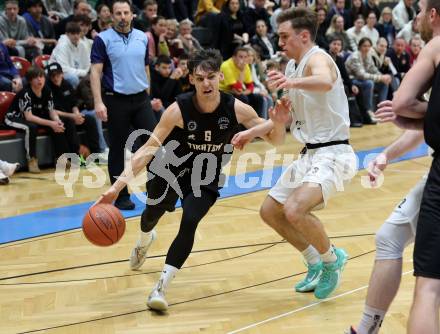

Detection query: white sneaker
xmin=129 ymin=229 xmax=157 ymax=270
xmin=1 ymin=162 xmax=19 ymax=177
xmin=147 ymin=279 xmax=168 ymax=311
xmin=95 ymin=152 xmax=108 ymax=164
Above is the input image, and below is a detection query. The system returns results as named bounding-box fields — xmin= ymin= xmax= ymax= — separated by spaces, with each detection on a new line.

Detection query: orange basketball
xmin=82 ymin=204 xmax=126 ymax=246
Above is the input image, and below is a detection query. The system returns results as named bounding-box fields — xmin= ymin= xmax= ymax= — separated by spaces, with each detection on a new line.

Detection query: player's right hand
xmin=95 ymin=188 xmax=119 ymax=206
xmin=231 ymin=129 xmax=255 ymax=150
xmin=368 ymin=152 xmax=387 ymax=186
xmin=375 ymin=100 xmax=395 ymax=123
xmin=95 ymin=102 xmax=108 ymax=121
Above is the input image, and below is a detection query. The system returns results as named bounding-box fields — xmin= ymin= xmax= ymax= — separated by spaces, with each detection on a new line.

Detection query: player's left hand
xmin=269 ymin=96 xmax=291 ymax=124
xmin=231 ymin=129 xmax=255 ymax=150
xmin=95 ymin=188 xmax=119 ymax=206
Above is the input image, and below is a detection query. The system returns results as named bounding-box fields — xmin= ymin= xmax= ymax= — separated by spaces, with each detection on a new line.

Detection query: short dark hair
xmin=358 ymin=37 xmax=372 ymax=49
xmin=188 ymin=49 xmax=223 ymax=74
xmin=427 ymin=0 xmax=440 ymax=14
xmin=151 ymin=15 xmax=165 ymax=25
xmin=73 ymin=0 xmax=87 ymax=10
xmin=96 ymin=4 xmax=110 ymax=14
xmin=5 ymin=0 xmax=19 ymax=7
xmin=72 ymin=14 xmax=92 ymax=25
xmin=66 ymin=21 xmax=82 ymax=34
xmin=232 ymin=46 xmax=249 ymax=56
xmin=26 ymin=0 xmax=43 ymax=9
xmin=277 ymin=8 xmax=318 ymax=41
xmin=178 ymin=53 xmax=190 ymax=61
xmin=111 ymin=0 xmax=132 ymax=13
xmin=155 ymin=55 xmax=172 ymax=66
xmin=329 ymin=35 xmax=343 ymax=44
xmin=143 ymin=0 xmax=157 ymax=9
xmin=26 ymin=66 xmax=45 ymax=81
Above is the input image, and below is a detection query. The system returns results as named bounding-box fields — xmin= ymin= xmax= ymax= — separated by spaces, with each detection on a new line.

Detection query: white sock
xmin=137 ymin=230 xmax=154 ymax=247
xmin=320 ymin=245 xmax=337 ymax=263
xmin=357 ymin=305 xmax=385 ymax=334
xmin=301 ymin=245 xmax=321 ymax=265
xmin=158 ymin=264 xmax=179 ymax=291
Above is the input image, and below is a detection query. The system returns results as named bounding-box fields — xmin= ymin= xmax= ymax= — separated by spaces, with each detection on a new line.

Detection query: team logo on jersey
xmin=188 ymin=120 xmax=197 ymax=131
xmin=218 ymin=117 xmax=229 ymax=130
xmin=188 ymin=134 xmax=195 ymax=140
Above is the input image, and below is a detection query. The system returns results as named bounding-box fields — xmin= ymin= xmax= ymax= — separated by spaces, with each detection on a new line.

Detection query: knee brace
xmin=375 ymin=221 xmax=414 ymax=260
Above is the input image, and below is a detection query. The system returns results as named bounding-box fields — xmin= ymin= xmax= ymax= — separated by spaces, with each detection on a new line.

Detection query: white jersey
xmin=285 ymin=46 xmax=350 ymax=144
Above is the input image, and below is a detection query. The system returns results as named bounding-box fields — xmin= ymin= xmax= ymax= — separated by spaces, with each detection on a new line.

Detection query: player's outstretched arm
xmin=232 ymin=99 xmax=287 ymax=149
xmin=96 ymin=103 xmax=183 ymax=205
xmin=267 ymin=53 xmax=335 ymax=92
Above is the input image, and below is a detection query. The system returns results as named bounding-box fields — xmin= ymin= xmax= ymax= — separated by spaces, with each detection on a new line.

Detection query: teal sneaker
xmin=314 ymin=248 xmax=348 ymax=299
xmin=295 ymin=261 xmax=323 ymax=292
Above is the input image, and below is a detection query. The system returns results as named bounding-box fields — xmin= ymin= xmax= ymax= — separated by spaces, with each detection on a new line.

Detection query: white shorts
xmin=268 ymin=144 xmax=357 ymax=210
xmin=385 ymin=173 xmax=427 ymax=234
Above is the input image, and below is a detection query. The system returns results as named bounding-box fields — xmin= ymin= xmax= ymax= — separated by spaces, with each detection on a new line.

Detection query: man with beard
xmin=346 ymin=0 xmax=440 ymax=332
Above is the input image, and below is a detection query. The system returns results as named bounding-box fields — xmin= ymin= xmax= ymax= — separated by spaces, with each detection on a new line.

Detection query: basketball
xmin=82 ymin=204 xmax=126 ymax=246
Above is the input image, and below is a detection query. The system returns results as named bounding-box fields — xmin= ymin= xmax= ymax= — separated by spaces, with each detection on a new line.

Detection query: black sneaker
xmin=115 ymin=196 xmax=135 ymax=210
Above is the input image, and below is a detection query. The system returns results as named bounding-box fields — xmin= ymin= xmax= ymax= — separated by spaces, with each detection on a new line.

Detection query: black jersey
xmin=6 ymin=86 xmax=54 ymax=120
xmin=152 ymin=91 xmax=239 ymax=192
xmin=425 ymin=65 xmax=440 ymax=153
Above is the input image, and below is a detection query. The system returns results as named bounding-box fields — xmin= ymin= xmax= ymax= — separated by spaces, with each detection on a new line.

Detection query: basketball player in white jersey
xmin=233 ymin=7 xmax=357 ymax=300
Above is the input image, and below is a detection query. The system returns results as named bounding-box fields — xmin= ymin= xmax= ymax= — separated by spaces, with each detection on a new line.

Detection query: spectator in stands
xmin=219 ymin=46 xmax=265 ymax=118
xmin=326 ymin=15 xmax=353 ymax=52
xmin=397 ymin=17 xmax=419 ymax=43
xmin=361 ymin=11 xmax=379 ymax=45
xmin=146 ymin=16 xmax=170 ymax=61
xmin=242 ymin=0 xmax=271 ymax=37
xmin=371 ymin=37 xmax=399 ymax=94
xmin=362 ymin=0 xmax=380 ymax=22
xmin=74 ymin=14 xmax=93 ymax=53
xmin=349 ymin=0 xmax=365 ymax=24
xmin=345 ymin=37 xmax=392 ymax=120
xmin=195 ymin=0 xmax=224 ymax=24
xmin=158 ymin=0 xmax=193 ymax=22
xmin=386 ymin=37 xmax=410 ymax=84
xmin=151 ymin=55 xmax=182 ymax=115
xmin=270 ymin=0 xmax=292 ymax=32
xmin=217 ymin=0 xmax=248 ymax=60
xmin=346 ymin=15 xmax=365 ymax=52
xmin=50 ymin=22 xmax=90 ymax=88
xmin=0 ymin=42 xmax=23 ymax=92
xmin=0 ymin=0 xmax=40 ymax=59
xmin=376 ymin=7 xmax=396 ymax=46
xmin=176 ymin=53 xmax=192 ymax=93
xmin=5 ymin=66 xmax=79 ymax=173
xmin=311 ymin=0 xmax=328 ymax=12
xmin=23 ymin=0 xmax=57 ymax=55
xmin=46 ymin=62 xmax=102 ymax=162
xmin=0 ymin=159 xmax=19 ymax=185
xmin=177 ymin=19 xmax=202 ymax=55
xmin=392 ymin=0 xmax=416 ymax=31
xmin=41 ymin=0 xmax=72 ymax=23
xmin=327 ymin=36 xmax=365 ymax=127
xmin=246 ymin=46 xmax=271 ymax=119
xmin=316 ymin=8 xmax=329 ymax=50
xmin=407 ymin=35 xmax=422 ymax=66
xmin=251 ymin=19 xmax=277 ymax=60
xmin=165 ymin=19 xmax=185 ymax=58
xmin=134 ymin=0 xmax=157 ymax=32
xmin=55 ymin=0 xmax=91 ymax=38
xmin=90 ymin=4 xmax=112 ymax=39
xmin=327 ymin=0 xmax=352 ymax=30
xmin=76 ymin=74 xmax=109 ymax=157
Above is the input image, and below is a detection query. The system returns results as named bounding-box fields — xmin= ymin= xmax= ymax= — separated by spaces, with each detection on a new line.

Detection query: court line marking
xmin=228 ymin=269 xmax=414 ymax=334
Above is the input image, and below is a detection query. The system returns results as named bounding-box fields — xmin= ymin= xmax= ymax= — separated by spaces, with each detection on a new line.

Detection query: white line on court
xmin=228 ymin=269 xmax=414 ymax=333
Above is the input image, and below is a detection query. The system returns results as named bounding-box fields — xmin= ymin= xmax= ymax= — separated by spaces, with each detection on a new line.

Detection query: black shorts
xmin=414 ymin=155 xmax=440 ymax=278
xmin=145 ymin=168 xmax=220 ymax=213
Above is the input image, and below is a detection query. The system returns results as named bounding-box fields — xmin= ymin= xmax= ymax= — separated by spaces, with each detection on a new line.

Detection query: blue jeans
xmin=352 ymin=79 xmax=389 ymax=111
xmin=64 ymin=73 xmax=80 ymax=89
xmin=81 ymin=109 xmax=108 ymax=152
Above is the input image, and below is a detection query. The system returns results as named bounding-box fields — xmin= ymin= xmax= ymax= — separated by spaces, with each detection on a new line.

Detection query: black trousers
xmin=5 ymin=116 xmax=79 ymax=160
xmin=104 ymin=91 xmax=157 ymax=199
xmin=78 ymin=114 xmax=100 ymax=154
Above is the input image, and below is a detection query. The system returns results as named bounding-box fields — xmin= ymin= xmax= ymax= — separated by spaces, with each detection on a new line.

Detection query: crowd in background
xmin=0 ymin=0 xmax=424 ymax=177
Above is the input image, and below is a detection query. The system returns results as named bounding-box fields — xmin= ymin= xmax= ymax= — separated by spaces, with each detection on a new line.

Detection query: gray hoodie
xmin=0 ymin=13 xmax=30 ymax=43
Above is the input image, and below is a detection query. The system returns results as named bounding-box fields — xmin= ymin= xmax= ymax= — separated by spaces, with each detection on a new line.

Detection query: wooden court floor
xmin=0 ymin=123 xmax=430 ymax=333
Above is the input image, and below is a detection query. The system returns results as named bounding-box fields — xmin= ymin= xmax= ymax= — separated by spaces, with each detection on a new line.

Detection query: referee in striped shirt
xmin=91 ymin=0 xmax=157 ymax=210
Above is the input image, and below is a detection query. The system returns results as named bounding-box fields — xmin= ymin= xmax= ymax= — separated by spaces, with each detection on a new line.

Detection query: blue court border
xmin=0 ymin=144 xmax=429 ymax=245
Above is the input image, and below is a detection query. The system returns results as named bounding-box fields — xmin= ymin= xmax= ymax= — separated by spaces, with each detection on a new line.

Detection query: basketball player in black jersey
xmin=371 ymin=0 xmax=440 ymax=332
xmin=97 ymin=49 xmax=288 ymax=311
